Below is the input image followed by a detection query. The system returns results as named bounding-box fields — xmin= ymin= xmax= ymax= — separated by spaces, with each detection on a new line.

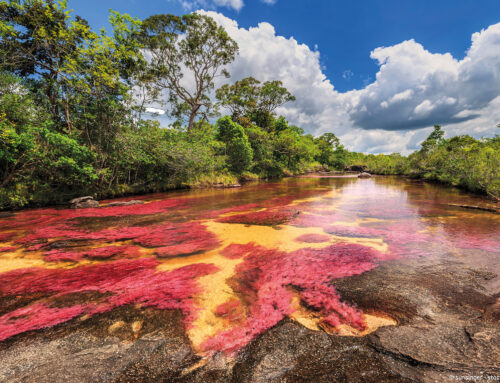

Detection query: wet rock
xmin=105 ymin=200 xmax=145 ymax=207
xmin=69 ymin=196 xmax=100 ymax=209
xmin=0 ymin=307 xmax=200 ymax=383
xmin=232 ymin=319 xmax=410 ymax=383
xmin=358 ymin=172 xmax=372 ymax=178
xmin=334 ymin=259 xmax=500 ymax=382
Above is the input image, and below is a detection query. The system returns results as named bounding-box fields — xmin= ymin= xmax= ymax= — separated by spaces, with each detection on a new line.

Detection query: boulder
xmin=69 ymin=196 xmax=100 ymax=209
xmin=358 ymin=172 xmax=372 ymax=178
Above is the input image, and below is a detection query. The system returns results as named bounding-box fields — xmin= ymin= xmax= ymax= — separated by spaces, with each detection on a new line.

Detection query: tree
xmin=216 ymin=77 xmax=295 ymax=130
xmin=215 ymin=76 xmax=260 ymax=118
xmin=0 ymin=0 xmax=89 ymax=126
xmin=141 ymin=13 xmax=238 ymax=131
xmin=420 ymin=125 xmax=445 ymax=152
xmin=0 ymin=0 xmax=144 ymax=143
xmin=314 ymin=133 xmax=346 ymax=169
xmin=216 ymin=116 xmax=253 ymax=174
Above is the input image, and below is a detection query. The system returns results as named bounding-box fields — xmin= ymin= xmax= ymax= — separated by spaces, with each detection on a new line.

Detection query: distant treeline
xmin=346 ymin=126 xmax=499 ymax=201
xmin=0 ymin=1 xmax=498 ymax=209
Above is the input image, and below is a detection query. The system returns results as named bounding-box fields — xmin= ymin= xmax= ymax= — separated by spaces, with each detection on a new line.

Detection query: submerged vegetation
xmin=0 ymin=0 xmax=498 ymax=209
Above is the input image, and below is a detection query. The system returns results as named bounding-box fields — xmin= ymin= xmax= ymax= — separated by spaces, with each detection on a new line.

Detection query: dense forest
xmin=0 ymin=0 xmax=498 ymax=209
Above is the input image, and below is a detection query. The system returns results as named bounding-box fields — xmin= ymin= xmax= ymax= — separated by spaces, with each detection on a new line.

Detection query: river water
xmin=0 ymin=175 xmax=498 ymax=356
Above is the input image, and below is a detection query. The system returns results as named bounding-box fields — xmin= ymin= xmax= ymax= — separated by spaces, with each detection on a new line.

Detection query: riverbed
xmin=0 ymin=176 xmax=498 ymax=382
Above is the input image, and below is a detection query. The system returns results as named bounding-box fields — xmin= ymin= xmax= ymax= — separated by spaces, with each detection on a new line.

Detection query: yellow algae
xmin=187 ymin=253 xmax=243 ymax=348
xmin=159 ymin=250 xmax=243 ymax=349
xmin=0 ymin=254 xmax=49 ymax=273
xmin=337 ymin=314 xmax=397 ymax=336
xmin=289 ymin=289 xmax=396 ymax=336
xmin=155 ymin=220 xmax=390 ymax=351
xmin=108 ymin=321 xmax=126 ymax=334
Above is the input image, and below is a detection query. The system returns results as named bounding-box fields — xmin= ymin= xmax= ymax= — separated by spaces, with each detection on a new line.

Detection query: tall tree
xmin=0 ymin=0 xmax=144 ymax=141
xmin=216 ymin=77 xmax=295 ymax=130
xmin=141 ymin=13 xmax=238 ymax=131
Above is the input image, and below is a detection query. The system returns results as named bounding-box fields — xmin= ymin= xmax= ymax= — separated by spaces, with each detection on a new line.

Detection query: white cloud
xmin=180 ymin=0 xmax=243 ymax=11
xmin=347 ymin=24 xmax=500 ymax=133
xmin=164 ymin=11 xmax=500 ymax=153
xmin=146 ymin=107 xmax=166 ymax=115
xmin=260 ymin=0 xmax=277 ymax=4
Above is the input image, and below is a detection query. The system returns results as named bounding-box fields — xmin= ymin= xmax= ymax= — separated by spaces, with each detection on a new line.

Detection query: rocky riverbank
xmin=1 ymin=253 xmax=497 ymax=383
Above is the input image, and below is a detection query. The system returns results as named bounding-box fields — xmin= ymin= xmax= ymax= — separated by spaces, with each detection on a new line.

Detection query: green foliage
xmin=141 ymin=13 xmax=238 ymax=131
xmin=216 ymin=77 xmax=295 ymax=131
xmin=314 ymin=133 xmax=348 ymax=170
xmin=1 ymin=2 xmax=496 ymax=209
xmin=216 ymin=116 xmax=253 ymax=174
xmin=345 ymin=128 xmax=499 ymax=200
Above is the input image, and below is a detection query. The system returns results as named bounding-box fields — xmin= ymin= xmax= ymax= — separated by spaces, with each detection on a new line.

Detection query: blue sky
xmin=69 ymin=0 xmax=500 ymax=153
xmin=70 ymin=0 xmax=500 ymax=91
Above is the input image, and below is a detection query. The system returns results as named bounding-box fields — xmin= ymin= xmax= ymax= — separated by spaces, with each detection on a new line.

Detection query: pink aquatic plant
xmin=217 ymin=207 xmax=299 ymax=226
xmin=294 ymin=233 xmax=331 ymax=243
xmin=201 ymin=242 xmax=385 ymax=355
xmin=0 ymin=246 xmax=16 ymax=253
xmin=0 ymin=258 xmax=218 ymax=341
xmin=43 ymin=245 xmax=143 ymax=262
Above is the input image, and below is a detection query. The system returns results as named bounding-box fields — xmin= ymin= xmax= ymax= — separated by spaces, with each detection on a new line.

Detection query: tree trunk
xmin=65 ymin=93 xmax=71 ymax=134
xmin=187 ymin=104 xmax=201 ymax=132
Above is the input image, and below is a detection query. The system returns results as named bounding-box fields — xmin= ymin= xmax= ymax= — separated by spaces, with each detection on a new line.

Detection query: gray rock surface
xmin=1 ymin=258 xmax=498 ymax=383
xmin=358 ymin=172 xmax=372 ymax=178
xmin=69 ymin=196 xmax=100 ymax=209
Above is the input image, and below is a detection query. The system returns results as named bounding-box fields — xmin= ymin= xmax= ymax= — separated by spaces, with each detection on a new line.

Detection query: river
xmin=0 ymin=175 xmax=499 ymax=382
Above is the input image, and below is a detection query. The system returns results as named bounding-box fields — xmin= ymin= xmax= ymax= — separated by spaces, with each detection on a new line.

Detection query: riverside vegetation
xmin=1 ymin=0 xmax=498 ymax=210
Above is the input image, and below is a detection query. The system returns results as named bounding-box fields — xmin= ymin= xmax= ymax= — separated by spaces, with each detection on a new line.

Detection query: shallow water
xmin=0 ymin=176 xmax=498 ymax=355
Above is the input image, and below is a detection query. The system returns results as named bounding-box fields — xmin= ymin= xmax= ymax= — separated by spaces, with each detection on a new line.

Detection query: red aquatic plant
xmin=220 ymin=243 xmax=261 ymax=259
xmin=0 ymin=303 xmax=86 ymax=342
xmin=0 ymin=233 xmax=15 ymax=242
xmin=17 ymin=220 xmax=219 ymax=258
xmin=294 ymin=234 xmax=331 ymax=243
xmin=201 ymin=242 xmax=384 ymax=355
xmin=0 ymin=246 xmax=16 ymax=253
xmin=43 ymin=245 xmax=143 ymax=262
xmin=0 ymin=258 xmax=218 ymax=341
xmin=133 ymin=222 xmax=220 ymax=257
xmin=217 ymin=207 xmax=299 ymax=226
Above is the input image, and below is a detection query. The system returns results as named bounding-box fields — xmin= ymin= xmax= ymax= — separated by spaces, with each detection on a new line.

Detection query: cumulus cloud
xmin=200 ymin=10 xmax=350 ymax=136
xmin=170 ymin=11 xmax=500 ymax=153
xmin=346 ymin=24 xmax=500 ymax=134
